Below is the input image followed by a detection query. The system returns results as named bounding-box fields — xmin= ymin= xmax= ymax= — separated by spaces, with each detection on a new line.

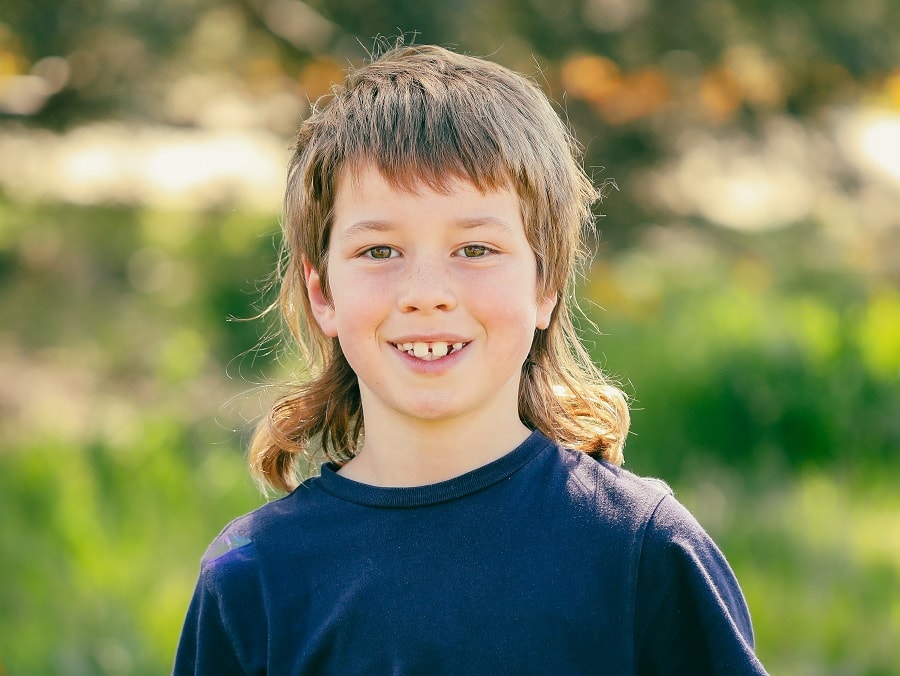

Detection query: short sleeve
xmin=173 ymin=541 xmax=267 ymax=676
xmin=634 ymin=495 xmax=768 ymax=675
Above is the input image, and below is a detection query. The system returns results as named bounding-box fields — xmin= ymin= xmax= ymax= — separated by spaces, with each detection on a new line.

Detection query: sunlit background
xmin=1 ymin=1 xmax=898 ymax=673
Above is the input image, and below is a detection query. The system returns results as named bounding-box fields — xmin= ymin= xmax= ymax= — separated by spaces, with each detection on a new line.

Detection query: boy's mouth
xmin=392 ymin=341 xmax=466 ymax=361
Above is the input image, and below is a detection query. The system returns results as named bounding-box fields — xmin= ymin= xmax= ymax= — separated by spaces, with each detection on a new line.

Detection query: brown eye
xmin=461 ymin=245 xmax=488 ymax=258
xmin=367 ymin=246 xmax=394 ymax=259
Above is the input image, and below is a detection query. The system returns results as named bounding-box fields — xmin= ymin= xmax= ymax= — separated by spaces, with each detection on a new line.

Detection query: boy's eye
xmin=459 ymin=245 xmax=489 ymax=258
xmin=365 ymin=246 xmax=396 ymax=259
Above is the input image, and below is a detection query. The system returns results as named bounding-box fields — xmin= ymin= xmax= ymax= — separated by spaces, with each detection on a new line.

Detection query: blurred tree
xmin=3 ymin=0 xmax=899 ymax=248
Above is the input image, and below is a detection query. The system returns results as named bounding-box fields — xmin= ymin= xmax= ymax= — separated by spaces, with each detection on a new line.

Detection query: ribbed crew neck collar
xmin=315 ymin=430 xmax=553 ymax=508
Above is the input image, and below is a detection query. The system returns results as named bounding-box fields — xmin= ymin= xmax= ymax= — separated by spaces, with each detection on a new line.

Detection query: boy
xmin=174 ymin=44 xmax=768 ymax=674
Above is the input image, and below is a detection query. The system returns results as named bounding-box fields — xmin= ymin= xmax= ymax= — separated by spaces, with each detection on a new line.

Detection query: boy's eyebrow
xmin=454 ymin=216 xmax=516 ymax=233
xmin=340 ymin=217 xmax=516 ymax=238
xmin=340 ymin=220 xmax=395 ymax=239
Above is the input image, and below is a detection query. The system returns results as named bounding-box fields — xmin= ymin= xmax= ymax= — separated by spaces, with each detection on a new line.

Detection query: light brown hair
xmin=250 ymin=43 xmax=629 ymax=492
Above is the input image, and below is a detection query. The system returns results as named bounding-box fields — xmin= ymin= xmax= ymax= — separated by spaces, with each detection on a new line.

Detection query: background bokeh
xmin=1 ymin=1 xmax=899 ymax=673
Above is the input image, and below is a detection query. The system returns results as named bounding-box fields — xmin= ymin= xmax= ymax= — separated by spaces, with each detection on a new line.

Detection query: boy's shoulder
xmin=199 ymin=489 xmax=306 ymax=567
xmin=583 ymin=451 xmax=673 ymax=497
xmin=556 ymin=442 xmax=675 ymax=518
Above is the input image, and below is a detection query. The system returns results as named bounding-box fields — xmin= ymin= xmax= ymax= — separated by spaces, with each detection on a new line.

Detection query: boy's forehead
xmin=330 ymin=163 xmax=529 ymax=238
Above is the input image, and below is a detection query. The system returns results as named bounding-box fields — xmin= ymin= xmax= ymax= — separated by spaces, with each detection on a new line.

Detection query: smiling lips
xmin=393 ymin=341 xmax=466 ymax=361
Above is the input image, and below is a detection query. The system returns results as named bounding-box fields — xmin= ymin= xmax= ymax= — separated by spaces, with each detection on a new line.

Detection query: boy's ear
xmin=303 ymin=259 xmax=339 ymax=338
xmin=536 ymin=293 xmax=557 ymax=330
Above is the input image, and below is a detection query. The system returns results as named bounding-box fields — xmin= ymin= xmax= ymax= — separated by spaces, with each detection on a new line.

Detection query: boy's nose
xmin=396 ymin=263 xmax=458 ymax=313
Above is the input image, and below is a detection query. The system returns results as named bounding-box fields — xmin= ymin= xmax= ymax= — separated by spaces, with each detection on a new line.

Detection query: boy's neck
xmin=336 ymin=415 xmax=533 ymax=488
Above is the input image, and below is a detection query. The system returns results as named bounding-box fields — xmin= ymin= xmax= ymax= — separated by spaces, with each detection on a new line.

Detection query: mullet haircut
xmin=250 ymin=43 xmax=629 ymax=492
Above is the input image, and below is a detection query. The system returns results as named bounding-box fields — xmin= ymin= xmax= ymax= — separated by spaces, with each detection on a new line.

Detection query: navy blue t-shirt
xmin=174 ymin=431 xmax=767 ymax=674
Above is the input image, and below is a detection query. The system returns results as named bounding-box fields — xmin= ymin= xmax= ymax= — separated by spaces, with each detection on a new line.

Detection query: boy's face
xmin=304 ymin=164 xmax=556 ymax=431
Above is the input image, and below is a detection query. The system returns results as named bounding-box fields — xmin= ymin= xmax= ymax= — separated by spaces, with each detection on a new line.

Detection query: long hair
xmin=250 ymin=43 xmax=629 ymax=492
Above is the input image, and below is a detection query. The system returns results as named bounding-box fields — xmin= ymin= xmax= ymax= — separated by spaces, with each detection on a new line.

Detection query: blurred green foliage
xmin=1 ymin=0 xmax=899 ymax=674
xmin=582 ymin=226 xmax=900 ymax=477
xmin=2 ymin=197 xmax=898 ymax=674
xmin=0 ymin=201 xmax=271 ymax=673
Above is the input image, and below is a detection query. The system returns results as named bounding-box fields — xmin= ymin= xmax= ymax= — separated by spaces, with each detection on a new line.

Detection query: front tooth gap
xmin=405 ymin=341 xmax=457 ymax=358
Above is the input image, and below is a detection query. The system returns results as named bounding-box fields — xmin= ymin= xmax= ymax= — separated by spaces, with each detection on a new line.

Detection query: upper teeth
xmin=398 ymin=341 xmax=464 ymax=360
